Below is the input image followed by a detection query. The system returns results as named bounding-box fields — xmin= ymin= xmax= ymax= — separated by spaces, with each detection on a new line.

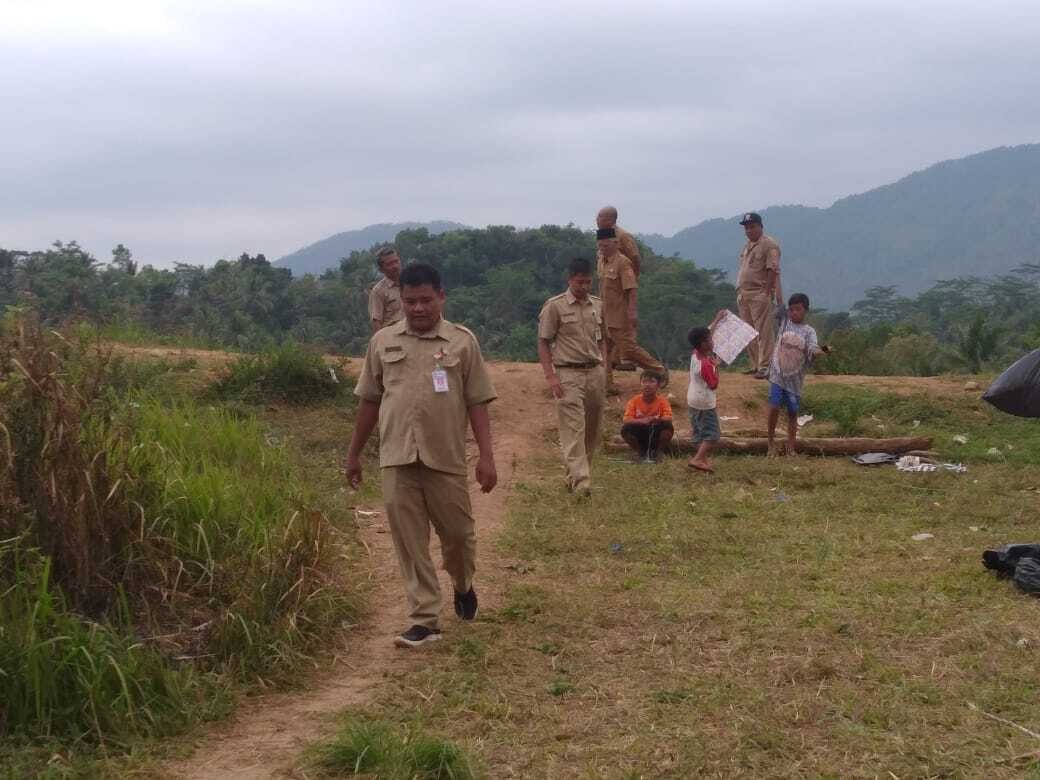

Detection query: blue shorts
xmin=688 ymin=408 xmax=720 ymax=444
xmin=768 ymin=382 xmax=800 ymax=415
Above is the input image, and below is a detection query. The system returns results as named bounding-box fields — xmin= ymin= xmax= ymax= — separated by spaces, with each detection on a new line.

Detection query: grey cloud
xmin=2 ymin=0 xmax=1040 ymax=266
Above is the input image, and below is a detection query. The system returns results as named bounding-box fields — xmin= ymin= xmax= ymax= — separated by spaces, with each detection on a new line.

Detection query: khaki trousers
xmin=555 ymin=366 xmax=605 ymax=492
xmin=738 ymin=293 xmax=776 ymax=373
xmin=606 ymin=326 xmax=665 ymax=391
xmin=382 ymin=462 xmax=476 ymax=630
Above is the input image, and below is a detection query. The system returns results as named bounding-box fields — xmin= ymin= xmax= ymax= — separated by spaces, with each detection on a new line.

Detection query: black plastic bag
xmin=1014 ymin=557 xmax=1040 ymax=595
xmin=982 ymin=543 xmax=1040 ymax=577
xmin=983 ymin=349 xmax=1040 ymax=418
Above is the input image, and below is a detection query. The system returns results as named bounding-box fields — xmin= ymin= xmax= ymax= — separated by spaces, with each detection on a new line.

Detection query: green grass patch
xmin=800 ymin=384 xmax=1040 ymax=463
xmin=208 ymin=343 xmax=352 ymax=405
xmin=306 ymin=718 xmax=475 ymax=779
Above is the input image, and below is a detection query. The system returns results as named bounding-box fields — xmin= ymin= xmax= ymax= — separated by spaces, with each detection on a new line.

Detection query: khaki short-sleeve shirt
xmin=596 ymin=225 xmax=642 ymax=276
xmin=616 ymin=225 xmax=642 ymax=276
xmin=538 ymin=291 xmax=604 ymax=366
xmin=598 ymin=253 xmax=638 ymax=328
xmin=367 ymin=277 xmax=402 ymax=329
xmin=737 ymin=234 xmax=781 ymax=296
xmin=355 ymin=318 xmax=496 ymax=475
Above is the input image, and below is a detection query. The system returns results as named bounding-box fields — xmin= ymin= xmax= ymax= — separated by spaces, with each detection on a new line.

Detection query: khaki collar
xmin=564 ymin=289 xmax=588 ymax=305
xmin=397 ymin=317 xmax=450 ymax=340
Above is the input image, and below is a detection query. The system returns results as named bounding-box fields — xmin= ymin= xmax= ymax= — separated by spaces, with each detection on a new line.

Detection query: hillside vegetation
xmin=3 ymin=216 xmax=1040 ymax=376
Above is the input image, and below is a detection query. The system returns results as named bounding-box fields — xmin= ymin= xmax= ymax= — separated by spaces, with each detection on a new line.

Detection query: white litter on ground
xmin=952 ymin=434 xmax=968 ymax=444
xmin=911 ymin=533 xmax=934 ymax=541
xmin=896 ymin=456 xmax=967 ymax=474
xmin=797 ymin=414 xmax=813 ymax=427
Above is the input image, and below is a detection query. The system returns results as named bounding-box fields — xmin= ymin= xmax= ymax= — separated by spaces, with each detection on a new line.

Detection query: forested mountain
xmin=641 ymin=144 xmax=1040 ymax=308
xmin=275 ymin=221 xmax=468 ymax=276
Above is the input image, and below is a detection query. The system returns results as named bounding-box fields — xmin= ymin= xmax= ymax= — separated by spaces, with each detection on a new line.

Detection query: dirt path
xmin=163 ymin=361 xmax=556 ymax=779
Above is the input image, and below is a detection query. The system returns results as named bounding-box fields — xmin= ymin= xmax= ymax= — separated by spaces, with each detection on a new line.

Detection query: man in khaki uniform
xmin=368 ymin=245 xmax=403 ymax=333
xmin=597 ymin=205 xmax=641 ymax=370
xmin=537 ymin=257 xmax=608 ymax=497
xmin=736 ymin=212 xmax=783 ymax=379
xmin=597 ymin=228 xmax=665 ymax=394
xmin=346 ymin=263 xmax=497 ymax=648
xmin=596 ymin=205 xmax=641 ymax=276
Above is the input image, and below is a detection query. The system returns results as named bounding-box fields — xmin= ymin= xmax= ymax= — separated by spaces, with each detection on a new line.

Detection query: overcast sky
xmin=3 ymin=0 xmax=1040 ymax=266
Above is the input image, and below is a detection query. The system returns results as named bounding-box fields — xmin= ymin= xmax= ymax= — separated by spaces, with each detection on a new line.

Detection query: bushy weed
xmin=208 ymin=344 xmax=349 ymax=405
xmin=307 ymin=718 xmax=474 ymax=779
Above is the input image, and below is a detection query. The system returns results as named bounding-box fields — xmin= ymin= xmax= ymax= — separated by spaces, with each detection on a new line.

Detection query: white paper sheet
xmin=711 ymin=311 xmax=758 ymax=365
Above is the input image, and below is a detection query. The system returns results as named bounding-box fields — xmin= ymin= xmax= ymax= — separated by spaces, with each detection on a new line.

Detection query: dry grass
xmin=327 ymin=415 xmax=1040 ymax=777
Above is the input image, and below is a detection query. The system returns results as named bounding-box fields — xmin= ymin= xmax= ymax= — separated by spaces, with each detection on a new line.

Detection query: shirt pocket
xmin=560 ymin=312 xmax=579 ymax=327
xmin=381 ymin=349 xmax=408 ymax=385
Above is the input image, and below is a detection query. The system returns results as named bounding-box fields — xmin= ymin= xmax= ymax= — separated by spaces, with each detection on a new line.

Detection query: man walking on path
xmin=368 ymin=245 xmax=404 ymax=333
xmin=597 ymin=228 xmax=666 ymax=394
xmin=736 ymin=212 xmax=783 ymax=379
xmin=538 ymin=257 xmax=607 ymax=497
xmin=346 ymin=263 xmax=498 ymax=648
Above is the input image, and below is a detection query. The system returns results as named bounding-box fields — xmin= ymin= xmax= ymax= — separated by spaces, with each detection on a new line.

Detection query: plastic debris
xmin=986 ymin=447 xmax=1002 ymax=457
xmin=952 ymin=434 xmax=969 ymax=444
xmin=328 ymin=366 xmax=339 ymax=383
xmin=719 ymin=415 xmax=740 ymax=421
xmin=911 ymin=533 xmax=934 ymax=541
xmin=852 ymin=452 xmax=899 ymax=466
xmin=896 ymin=456 xmax=967 ymax=473
xmin=911 ymin=419 xmax=921 ymax=429
xmin=983 ymin=349 xmax=1040 ymax=417
xmin=797 ymin=414 xmax=813 ymax=427
xmin=609 ymin=542 xmax=624 ymax=555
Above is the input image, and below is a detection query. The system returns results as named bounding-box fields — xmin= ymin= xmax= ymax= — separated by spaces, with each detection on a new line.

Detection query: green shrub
xmin=0 ymin=314 xmax=360 ymax=753
xmin=307 ymin=718 xmax=474 ymax=779
xmin=208 ymin=344 xmax=349 ymax=405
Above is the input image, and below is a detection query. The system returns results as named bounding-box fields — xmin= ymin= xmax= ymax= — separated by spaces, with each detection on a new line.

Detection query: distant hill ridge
xmin=277 ymin=144 xmax=1040 ymax=309
xmin=275 ymin=221 xmax=468 ymax=276
xmin=639 ymin=143 xmax=1040 ymax=308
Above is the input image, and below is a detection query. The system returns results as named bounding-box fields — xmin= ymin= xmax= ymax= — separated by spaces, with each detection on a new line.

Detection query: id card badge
xmin=432 ymin=368 xmax=449 ymax=393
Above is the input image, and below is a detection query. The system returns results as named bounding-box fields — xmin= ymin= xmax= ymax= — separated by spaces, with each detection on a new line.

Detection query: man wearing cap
xmin=736 ymin=212 xmax=783 ymax=379
xmin=596 ymin=205 xmax=641 ymax=276
xmin=368 ymin=246 xmax=404 ymax=333
xmin=598 ymin=228 xmax=666 ymax=394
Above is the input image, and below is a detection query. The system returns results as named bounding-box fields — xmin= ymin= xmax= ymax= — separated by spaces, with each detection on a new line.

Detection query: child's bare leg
xmin=688 ymin=441 xmax=714 ymax=472
xmin=785 ymin=410 xmax=798 ymax=455
xmin=767 ymin=406 xmax=781 ymax=456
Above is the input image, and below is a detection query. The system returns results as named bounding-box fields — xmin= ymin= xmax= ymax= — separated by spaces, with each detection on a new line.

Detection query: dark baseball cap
xmin=739 ymin=212 xmax=763 ymax=226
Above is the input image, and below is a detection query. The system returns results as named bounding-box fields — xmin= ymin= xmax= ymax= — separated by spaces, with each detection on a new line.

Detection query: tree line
xmin=2 ymin=227 xmax=1037 ymax=373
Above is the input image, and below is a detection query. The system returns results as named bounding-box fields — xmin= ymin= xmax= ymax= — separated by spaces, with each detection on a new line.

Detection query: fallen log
xmin=607 ymin=436 xmax=933 ymax=456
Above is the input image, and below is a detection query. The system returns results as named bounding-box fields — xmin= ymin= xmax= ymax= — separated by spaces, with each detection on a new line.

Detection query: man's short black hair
xmin=375 ymin=245 xmax=398 ymax=268
xmin=788 ymin=293 xmax=810 ymax=309
xmin=568 ymin=257 xmax=593 ymax=277
xmin=399 ymin=263 xmax=442 ymax=291
xmin=688 ymin=326 xmax=712 ymax=350
xmin=640 ymin=370 xmax=663 ymax=384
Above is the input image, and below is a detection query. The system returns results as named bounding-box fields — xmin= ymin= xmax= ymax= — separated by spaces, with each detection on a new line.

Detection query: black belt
xmin=555 ymin=362 xmax=600 ymax=369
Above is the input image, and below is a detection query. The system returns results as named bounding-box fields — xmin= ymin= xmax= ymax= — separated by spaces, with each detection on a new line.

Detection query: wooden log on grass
xmin=607 ymin=435 xmax=933 ymax=456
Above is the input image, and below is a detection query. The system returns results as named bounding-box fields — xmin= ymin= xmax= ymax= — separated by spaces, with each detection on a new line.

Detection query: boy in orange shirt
xmin=620 ymin=371 xmax=674 ymax=461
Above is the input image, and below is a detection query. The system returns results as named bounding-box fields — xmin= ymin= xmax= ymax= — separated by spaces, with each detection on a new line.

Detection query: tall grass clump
xmin=0 ymin=313 xmax=359 ymax=754
xmin=307 ymin=718 xmax=475 ymax=779
xmin=208 ymin=343 xmax=350 ymax=405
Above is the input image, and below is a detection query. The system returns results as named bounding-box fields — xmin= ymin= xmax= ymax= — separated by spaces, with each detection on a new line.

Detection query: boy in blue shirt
xmin=767 ymin=293 xmax=830 ymax=456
